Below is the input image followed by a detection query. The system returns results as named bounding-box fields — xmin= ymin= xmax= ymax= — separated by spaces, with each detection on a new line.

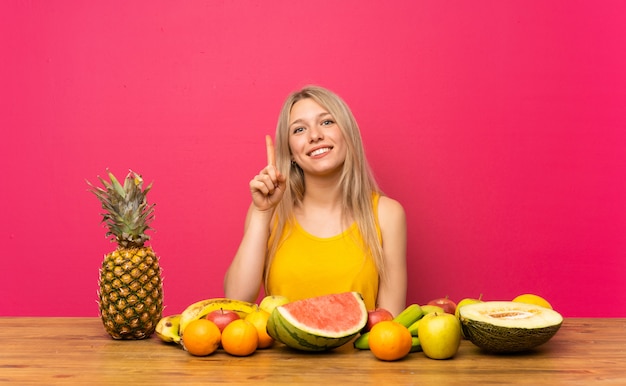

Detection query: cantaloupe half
xmin=266 ymin=292 xmax=367 ymax=351
xmin=459 ymin=301 xmax=563 ymax=353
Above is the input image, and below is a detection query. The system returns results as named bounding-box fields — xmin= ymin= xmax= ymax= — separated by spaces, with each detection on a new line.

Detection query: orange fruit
xmin=182 ymin=319 xmax=221 ymax=356
xmin=221 ymin=319 xmax=259 ymax=356
xmin=244 ymin=308 xmax=274 ymax=349
xmin=368 ymin=320 xmax=412 ymax=361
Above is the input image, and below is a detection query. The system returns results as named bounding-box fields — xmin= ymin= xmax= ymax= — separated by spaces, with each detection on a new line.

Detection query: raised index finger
xmin=265 ymin=135 xmax=276 ymax=167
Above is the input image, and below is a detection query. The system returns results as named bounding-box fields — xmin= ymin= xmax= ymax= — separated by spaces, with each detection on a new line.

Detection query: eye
xmin=292 ymin=126 xmax=305 ymax=134
xmin=321 ymin=119 xmax=334 ymax=126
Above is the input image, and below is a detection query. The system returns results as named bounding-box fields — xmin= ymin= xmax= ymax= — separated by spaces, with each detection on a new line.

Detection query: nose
xmin=308 ymin=125 xmax=323 ymax=142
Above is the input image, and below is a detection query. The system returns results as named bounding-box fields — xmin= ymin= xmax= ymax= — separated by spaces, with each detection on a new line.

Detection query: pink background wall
xmin=2 ymin=1 xmax=625 ymax=317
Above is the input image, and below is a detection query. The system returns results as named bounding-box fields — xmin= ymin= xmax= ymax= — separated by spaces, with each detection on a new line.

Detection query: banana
xmin=393 ymin=304 xmax=423 ymax=328
xmin=353 ymin=332 xmax=370 ymax=350
xmin=155 ymin=314 xmax=182 ymax=344
xmin=408 ymin=319 xmax=420 ymax=336
xmin=410 ymin=336 xmax=422 ymax=352
xmin=179 ymin=298 xmax=256 ymax=335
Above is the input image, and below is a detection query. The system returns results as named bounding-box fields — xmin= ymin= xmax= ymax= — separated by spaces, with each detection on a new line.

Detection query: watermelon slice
xmin=266 ymin=292 xmax=367 ymax=351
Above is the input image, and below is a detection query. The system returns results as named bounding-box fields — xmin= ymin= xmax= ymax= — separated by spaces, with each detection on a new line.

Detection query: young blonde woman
xmin=224 ymin=86 xmax=407 ymax=316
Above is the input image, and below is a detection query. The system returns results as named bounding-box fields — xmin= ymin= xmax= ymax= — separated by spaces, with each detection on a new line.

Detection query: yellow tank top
xmin=266 ymin=195 xmax=380 ymax=310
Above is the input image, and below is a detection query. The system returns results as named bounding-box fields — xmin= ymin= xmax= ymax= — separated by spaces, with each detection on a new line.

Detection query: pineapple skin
xmin=98 ymin=246 xmax=163 ymax=340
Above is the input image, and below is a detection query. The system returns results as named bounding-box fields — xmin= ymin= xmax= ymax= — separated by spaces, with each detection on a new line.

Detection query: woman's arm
xmin=224 ymin=136 xmax=286 ymax=302
xmin=223 ymin=204 xmax=273 ymax=302
xmin=376 ymin=196 xmax=408 ymax=317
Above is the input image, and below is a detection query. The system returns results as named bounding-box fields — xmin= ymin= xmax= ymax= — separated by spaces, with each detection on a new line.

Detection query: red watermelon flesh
xmin=266 ymin=292 xmax=368 ymax=351
xmin=281 ymin=292 xmax=366 ymax=333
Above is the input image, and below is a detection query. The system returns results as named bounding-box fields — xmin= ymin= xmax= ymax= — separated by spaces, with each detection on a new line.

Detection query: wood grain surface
xmin=0 ymin=318 xmax=624 ymax=385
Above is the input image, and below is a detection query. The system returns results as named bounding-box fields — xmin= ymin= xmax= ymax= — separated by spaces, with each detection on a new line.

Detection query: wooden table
xmin=1 ymin=317 xmax=624 ymax=385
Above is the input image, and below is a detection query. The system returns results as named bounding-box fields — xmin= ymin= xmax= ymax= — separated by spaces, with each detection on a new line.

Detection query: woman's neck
xmin=294 ymin=172 xmax=353 ymax=236
xmin=301 ymin=171 xmax=342 ymax=208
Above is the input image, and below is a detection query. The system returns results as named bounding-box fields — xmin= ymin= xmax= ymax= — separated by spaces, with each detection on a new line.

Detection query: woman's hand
xmin=224 ymin=135 xmax=286 ymax=302
xmin=249 ymin=135 xmax=286 ymax=212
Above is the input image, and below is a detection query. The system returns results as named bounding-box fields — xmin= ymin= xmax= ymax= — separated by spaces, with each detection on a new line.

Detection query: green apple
xmin=420 ymin=304 xmax=445 ymax=315
xmin=417 ymin=312 xmax=462 ymax=359
xmin=259 ymin=295 xmax=290 ymax=314
xmin=455 ymin=295 xmax=484 ymax=339
xmin=455 ymin=295 xmax=484 ymax=319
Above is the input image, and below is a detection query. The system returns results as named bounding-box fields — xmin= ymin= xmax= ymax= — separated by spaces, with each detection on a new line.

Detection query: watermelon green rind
xmin=266 ymin=309 xmax=279 ymax=343
xmin=274 ymin=311 xmax=356 ymax=351
xmin=266 ymin=292 xmax=367 ymax=352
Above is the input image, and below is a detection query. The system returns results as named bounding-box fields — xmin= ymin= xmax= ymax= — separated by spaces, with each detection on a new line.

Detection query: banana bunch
xmin=155 ymin=298 xmax=256 ymax=344
xmin=155 ymin=314 xmax=182 ymax=344
xmin=354 ymin=304 xmax=423 ymax=352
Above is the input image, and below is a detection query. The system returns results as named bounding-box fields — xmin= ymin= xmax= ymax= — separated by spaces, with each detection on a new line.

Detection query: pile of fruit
xmin=354 ymin=292 xmax=562 ymax=360
xmin=156 ymin=295 xmax=290 ymax=356
xmin=353 ymin=300 xmax=462 ymax=361
xmin=156 ymin=292 xmax=562 ymax=360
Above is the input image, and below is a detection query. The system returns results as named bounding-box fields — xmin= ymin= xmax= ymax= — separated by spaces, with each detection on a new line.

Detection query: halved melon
xmin=459 ymin=301 xmax=563 ymax=353
xmin=266 ymin=292 xmax=367 ymax=351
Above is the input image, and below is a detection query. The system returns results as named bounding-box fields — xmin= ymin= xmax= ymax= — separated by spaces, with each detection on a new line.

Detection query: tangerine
xmin=182 ymin=319 xmax=221 ymax=356
xmin=221 ymin=319 xmax=259 ymax=356
xmin=244 ymin=308 xmax=274 ymax=349
xmin=368 ymin=320 xmax=412 ymax=361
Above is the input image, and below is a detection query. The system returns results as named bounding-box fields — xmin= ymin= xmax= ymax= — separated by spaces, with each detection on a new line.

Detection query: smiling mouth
xmin=308 ymin=147 xmax=331 ymax=157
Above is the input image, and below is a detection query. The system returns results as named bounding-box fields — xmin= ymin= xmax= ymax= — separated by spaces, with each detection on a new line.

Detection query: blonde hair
xmin=266 ymin=85 xmax=385 ymax=285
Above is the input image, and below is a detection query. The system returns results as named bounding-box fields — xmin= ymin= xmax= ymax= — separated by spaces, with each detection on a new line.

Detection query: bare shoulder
xmin=377 ymin=196 xmax=406 ymax=226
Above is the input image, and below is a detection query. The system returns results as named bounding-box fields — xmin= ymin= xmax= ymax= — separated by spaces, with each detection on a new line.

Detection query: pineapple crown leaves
xmin=87 ymin=169 xmax=156 ymax=248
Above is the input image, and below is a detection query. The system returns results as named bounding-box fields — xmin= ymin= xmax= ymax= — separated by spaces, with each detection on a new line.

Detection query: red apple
xmin=205 ymin=309 xmax=240 ymax=332
xmin=362 ymin=308 xmax=394 ymax=333
xmin=427 ymin=296 xmax=457 ymax=315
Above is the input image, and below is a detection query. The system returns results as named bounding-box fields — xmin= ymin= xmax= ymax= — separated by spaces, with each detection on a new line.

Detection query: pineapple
xmin=88 ymin=170 xmax=164 ymax=339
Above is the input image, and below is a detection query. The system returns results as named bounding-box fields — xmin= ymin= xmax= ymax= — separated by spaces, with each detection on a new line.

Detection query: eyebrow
xmin=289 ymin=112 xmax=333 ymax=128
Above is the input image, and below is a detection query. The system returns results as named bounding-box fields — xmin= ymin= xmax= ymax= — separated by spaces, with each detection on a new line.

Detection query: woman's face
xmin=287 ymin=98 xmax=347 ymax=176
